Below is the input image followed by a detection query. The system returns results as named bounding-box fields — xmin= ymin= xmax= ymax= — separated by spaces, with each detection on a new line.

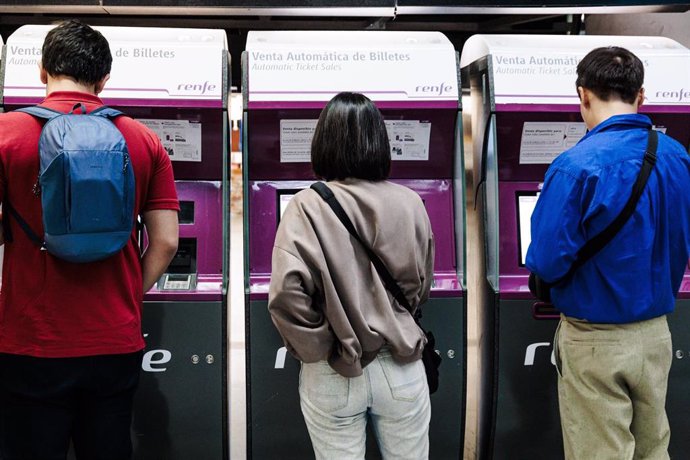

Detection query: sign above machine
xmin=3 ymin=25 xmax=228 ymax=107
xmin=246 ymin=31 xmax=459 ymax=108
xmin=460 ymin=34 xmax=690 ymax=109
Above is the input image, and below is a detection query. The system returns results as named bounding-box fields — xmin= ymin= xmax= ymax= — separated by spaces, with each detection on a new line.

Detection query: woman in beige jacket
xmin=268 ymin=92 xmax=435 ymax=460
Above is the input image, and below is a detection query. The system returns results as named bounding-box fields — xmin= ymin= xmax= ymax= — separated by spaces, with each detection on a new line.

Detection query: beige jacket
xmin=268 ymin=179 xmax=434 ymax=377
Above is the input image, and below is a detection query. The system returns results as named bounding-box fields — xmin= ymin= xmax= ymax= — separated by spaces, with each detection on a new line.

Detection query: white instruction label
xmin=519 ymin=122 xmax=586 ymax=164
xmin=279 ymin=118 xmax=433 ymax=163
xmin=386 ymin=120 xmax=431 ymax=161
xmin=138 ymin=119 xmax=202 ymax=162
xmin=280 ymin=120 xmax=317 ymax=163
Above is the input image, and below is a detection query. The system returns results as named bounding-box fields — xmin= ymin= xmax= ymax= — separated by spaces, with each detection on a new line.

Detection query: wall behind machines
xmin=586 ymin=11 xmax=690 ymax=48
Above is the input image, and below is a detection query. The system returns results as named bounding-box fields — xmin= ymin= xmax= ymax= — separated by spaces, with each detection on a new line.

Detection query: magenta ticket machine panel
xmin=244 ymin=31 xmax=466 ymax=459
xmin=461 ymin=34 xmax=690 ymax=459
xmin=3 ymin=25 xmax=230 ymax=460
xmin=0 ymin=33 xmax=4 ymax=289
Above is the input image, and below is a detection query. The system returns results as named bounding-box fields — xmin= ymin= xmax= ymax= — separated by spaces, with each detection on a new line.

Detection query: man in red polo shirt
xmin=0 ymin=20 xmax=179 ymax=459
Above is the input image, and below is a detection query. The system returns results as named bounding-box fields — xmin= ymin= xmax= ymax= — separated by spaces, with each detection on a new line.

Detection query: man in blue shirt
xmin=527 ymin=47 xmax=690 ymax=459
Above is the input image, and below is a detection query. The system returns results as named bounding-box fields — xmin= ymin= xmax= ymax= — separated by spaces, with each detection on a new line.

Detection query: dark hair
xmin=576 ymin=46 xmax=644 ymax=104
xmin=42 ymin=19 xmax=112 ymax=86
xmin=311 ymin=92 xmax=391 ymax=181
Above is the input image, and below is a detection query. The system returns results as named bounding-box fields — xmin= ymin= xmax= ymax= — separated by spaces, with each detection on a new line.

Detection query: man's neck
xmin=45 ymin=76 xmax=97 ymax=96
xmin=590 ymin=102 xmax=638 ymax=128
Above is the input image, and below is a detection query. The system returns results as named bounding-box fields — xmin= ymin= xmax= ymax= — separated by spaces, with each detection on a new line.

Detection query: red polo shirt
xmin=0 ymin=91 xmax=179 ymax=358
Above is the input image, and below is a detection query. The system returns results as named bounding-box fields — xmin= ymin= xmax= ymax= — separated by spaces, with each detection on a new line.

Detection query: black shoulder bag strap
xmin=309 ymin=182 xmax=415 ymax=315
xmin=548 ymin=128 xmax=659 ymax=287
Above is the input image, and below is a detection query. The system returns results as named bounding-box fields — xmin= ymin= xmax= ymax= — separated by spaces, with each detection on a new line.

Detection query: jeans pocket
xmin=380 ymin=357 xmax=426 ymax=402
xmin=300 ymin=361 xmax=350 ymax=413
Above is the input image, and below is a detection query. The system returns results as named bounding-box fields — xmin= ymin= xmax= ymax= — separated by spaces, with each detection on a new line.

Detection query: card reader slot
xmin=532 ymin=302 xmax=560 ymax=320
xmin=167 ymin=237 xmax=197 ymax=274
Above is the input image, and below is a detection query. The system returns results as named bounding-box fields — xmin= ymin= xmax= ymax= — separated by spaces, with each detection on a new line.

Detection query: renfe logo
xmin=142 ymin=349 xmax=172 ymax=372
xmin=655 ymin=88 xmax=690 ymax=102
xmin=142 ymin=333 xmax=172 ymax=372
xmin=415 ymin=82 xmax=454 ymax=96
xmin=524 ymin=342 xmax=556 ymax=367
xmin=177 ymin=81 xmax=217 ymax=95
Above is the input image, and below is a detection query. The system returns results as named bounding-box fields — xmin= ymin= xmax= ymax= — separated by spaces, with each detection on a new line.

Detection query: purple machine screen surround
xmin=246 ymin=108 xmax=456 ymax=180
xmin=495 ymin=110 xmax=690 ymax=298
xmin=246 ymin=106 xmax=462 ymax=300
xmin=108 ymin=106 xmax=226 ymax=302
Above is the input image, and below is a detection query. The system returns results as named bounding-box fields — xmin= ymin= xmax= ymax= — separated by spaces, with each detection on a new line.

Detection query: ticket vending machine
xmin=2 ymin=25 xmax=231 ymax=460
xmin=243 ymin=31 xmax=466 ymax=459
xmin=461 ymin=35 xmax=690 ymax=460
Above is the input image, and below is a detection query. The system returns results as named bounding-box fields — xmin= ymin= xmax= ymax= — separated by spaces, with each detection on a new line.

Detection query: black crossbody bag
xmin=529 ymin=129 xmax=658 ymax=302
xmin=310 ymin=182 xmax=442 ymax=394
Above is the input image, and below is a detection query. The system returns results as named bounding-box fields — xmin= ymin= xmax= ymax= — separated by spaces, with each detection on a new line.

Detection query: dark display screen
xmin=178 ymin=201 xmax=195 ymax=224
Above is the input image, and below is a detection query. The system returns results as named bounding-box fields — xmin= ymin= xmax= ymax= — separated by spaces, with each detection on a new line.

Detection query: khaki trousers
xmin=555 ymin=314 xmax=672 ymax=460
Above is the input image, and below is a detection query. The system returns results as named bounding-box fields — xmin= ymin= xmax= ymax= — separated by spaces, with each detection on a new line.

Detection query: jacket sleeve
xmin=268 ymin=198 xmax=335 ymax=363
xmin=419 ymin=233 xmax=435 ymax=306
xmin=525 ymin=169 xmax=587 ymax=283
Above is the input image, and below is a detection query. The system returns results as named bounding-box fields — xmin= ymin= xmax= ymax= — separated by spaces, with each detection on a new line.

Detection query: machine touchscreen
xmin=517 ymin=192 xmax=539 ymax=266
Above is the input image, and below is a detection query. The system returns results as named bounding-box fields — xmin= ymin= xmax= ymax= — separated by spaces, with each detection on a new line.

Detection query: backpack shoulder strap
xmin=3 ymin=201 xmax=45 ymax=249
xmin=15 ymin=105 xmax=63 ymax=121
xmin=90 ymin=106 xmax=125 ymax=119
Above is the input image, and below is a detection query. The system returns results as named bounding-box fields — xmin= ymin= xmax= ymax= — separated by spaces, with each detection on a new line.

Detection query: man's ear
xmin=637 ymin=87 xmax=645 ymax=108
xmin=39 ymin=63 xmax=48 ymax=85
xmin=94 ymin=74 xmax=110 ymax=95
xmin=577 ymin=86 xmax=591 ymax=108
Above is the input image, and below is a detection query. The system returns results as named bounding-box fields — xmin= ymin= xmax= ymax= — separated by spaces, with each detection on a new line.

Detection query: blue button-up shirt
xmin=526 ymin=113 xmax=690 ymax=323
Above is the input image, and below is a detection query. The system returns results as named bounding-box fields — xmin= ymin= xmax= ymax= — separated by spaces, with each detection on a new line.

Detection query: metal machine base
xmin=133 ymin=301 xmax=226 ymax=460
xmin=247 ymin=297 xmax=465 ymax=459
xmin=489 ymin=297 xmax=562 ymax=460
xmin=667 ymin=300 xmax=690 ymax=458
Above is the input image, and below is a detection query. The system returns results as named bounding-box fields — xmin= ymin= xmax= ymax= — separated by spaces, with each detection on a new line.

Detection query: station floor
xmin=228 ymin=212 xmax=247 ymax=459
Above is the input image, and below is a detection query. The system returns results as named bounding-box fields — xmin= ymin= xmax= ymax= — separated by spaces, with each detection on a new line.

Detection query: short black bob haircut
xmin=311 ymin=92 xmax=391 ymax=182
xmin=576 ymin=46 xmax=644 ymax=104
xmin=42 ymin=19 xmax=112 ymax=86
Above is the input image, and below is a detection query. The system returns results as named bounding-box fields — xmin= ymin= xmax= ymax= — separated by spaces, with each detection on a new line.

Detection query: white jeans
xmin=299 ymin=348 xmax=431 ymax=460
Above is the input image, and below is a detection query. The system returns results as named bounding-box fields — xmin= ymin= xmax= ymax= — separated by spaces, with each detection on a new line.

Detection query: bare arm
xmin=141 ymin=209 xmax=179 ymax=293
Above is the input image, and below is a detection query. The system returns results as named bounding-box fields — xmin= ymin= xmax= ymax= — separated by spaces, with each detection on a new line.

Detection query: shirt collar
xmin=583 ymin=113 xmax=652 ymax=141
xmin=42 ymin=91 xmax=103 ymax=105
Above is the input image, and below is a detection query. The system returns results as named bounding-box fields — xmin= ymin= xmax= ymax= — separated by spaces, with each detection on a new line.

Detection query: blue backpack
xmin=5 ymin=104 xmax=135 ymax=263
